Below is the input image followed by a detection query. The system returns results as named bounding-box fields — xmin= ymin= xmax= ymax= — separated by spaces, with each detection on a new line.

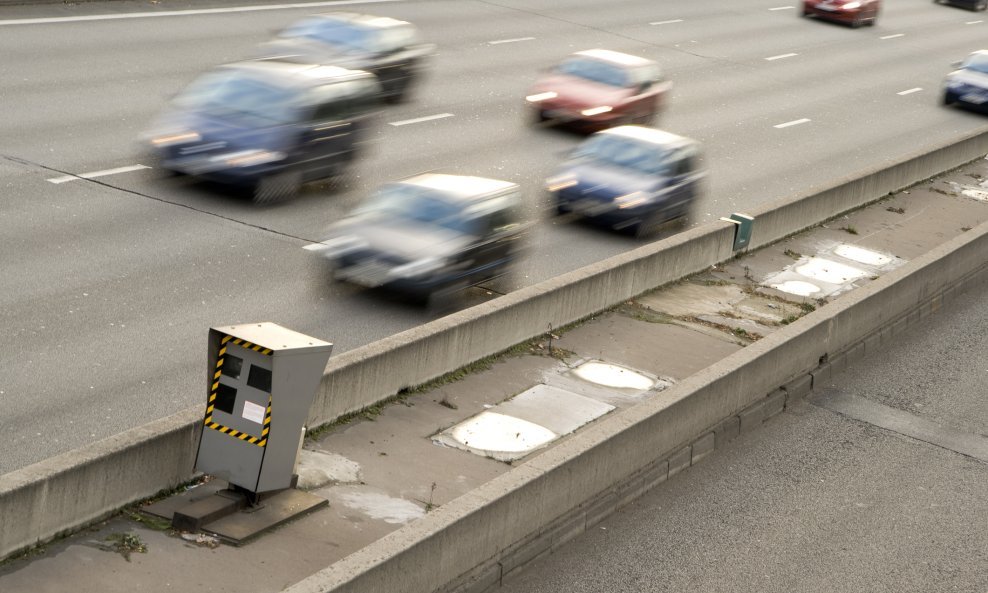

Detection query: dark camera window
xmin=214 ymin=383 xmax=237 ymax=414
xmin=223 ymin=354 xmax=243 ymax=379
xmin=247 ymin=365 xmax=273 ymax=393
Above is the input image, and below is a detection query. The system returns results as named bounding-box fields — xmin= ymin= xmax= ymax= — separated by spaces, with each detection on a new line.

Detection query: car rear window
xmin=282 ymin=18 xmax=375 ymax=53
xmin=573 ymin=135 xmax=672 ymax=176
xmin=355 ymin=184 xmax=478 ymax=234
xmin=173 ymin=70 xmax=299 ymax=126
xmin=557 ymin=57 xmax=629 ymax=87
xmin=962 ymin=54 xmax=988 ymax=75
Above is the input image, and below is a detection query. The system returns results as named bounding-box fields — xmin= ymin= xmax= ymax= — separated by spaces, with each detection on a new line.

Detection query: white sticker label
xmin=242 ymin=400 xmax=266 ymax=425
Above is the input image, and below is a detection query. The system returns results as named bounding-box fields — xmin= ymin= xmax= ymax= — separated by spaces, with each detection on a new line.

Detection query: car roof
xmin=309 ymin=12 xmax=411 ymax=29
xmin=572 ymin=49 xmax=654 ymax=68
xmin=597 ymin=126 xmax=696 ymax=148
xmin=400 ymin=173 xmax=518 ymax=202
xmin=217 ymin=60 xmax=373 ymax=88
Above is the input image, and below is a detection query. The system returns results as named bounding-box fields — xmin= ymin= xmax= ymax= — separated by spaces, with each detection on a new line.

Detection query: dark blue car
xmin=313 ymin=174 xmax=528 ymax=307
xmin=547 ymin=126 xmax=704 ymax=238
xmin=944 ymin=50 xmax=988 ymax=111
xmin=145 ymin=60 xmax=380 ymax=203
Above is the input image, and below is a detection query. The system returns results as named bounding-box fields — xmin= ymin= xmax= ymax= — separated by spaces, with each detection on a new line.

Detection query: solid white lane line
xmin=0 ymin=0 xmax=399 ymax=26
xmin=768 ymin=6 xmax=794 ymax=10
xmin=47 ymin=164 xmax=150 ymax=184
xmin=966 ymin=20 xmax=984 ymax=24
xmin=388 ymin=113 xmax=454 ymax=126
xmin=774 ymin=118 xmax=811 ymax=129
xmin=897 ymin=87 xmax=923 ymax=96
xmin=488 ymin=37 xmax=535 ymax=45
xmin=880 ymin=33 xmax=905 ymax=39
xmin=765 ymin=52 xmax=798 ymax=61
xmin=650 ymin=19 xmax=684 ymax=25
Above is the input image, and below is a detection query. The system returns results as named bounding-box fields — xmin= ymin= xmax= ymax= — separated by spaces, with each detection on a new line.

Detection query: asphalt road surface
xmin=3 ymin=0 xmax=988 ymax=471
xmin=498 ymin=278 xmax=988 ymax=593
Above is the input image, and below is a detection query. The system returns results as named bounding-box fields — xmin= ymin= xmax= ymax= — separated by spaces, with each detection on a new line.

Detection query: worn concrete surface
xmin=3 ymin=161 xmax=988 ymax=592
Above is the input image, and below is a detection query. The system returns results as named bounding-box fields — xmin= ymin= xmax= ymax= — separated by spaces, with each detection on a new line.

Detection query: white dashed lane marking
xmin=880 ymin=33 xmax=905 ymax=40
xmin=388 ymin=113 xmax=454 ymax=127
xmin=0 ymin=0 xmax=400 ymax=25
xmin=765 ymin=53 xmax=798 ymax=61
xmin=650 ymin=19 xmax=684 ymax=25
xmin=966 ymin=20 xmax=984 ymax=25
xmin=768 ymin=6 xmax=794 ymax=10
xmin=897 ymin=87 xmax=923 ymax=96
xmin=47 ymin=164 xmax=150 ymax=184
xmin=774 ymin=118 xmax=811 ymax=129
xmin=488 ymin=37 xmax=535 ymax=45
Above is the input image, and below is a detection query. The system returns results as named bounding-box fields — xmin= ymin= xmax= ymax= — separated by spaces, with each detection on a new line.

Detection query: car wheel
xmin=851 ymin=14 xmax=863 ymax=28
xmin=425 ymin=280 xmax=466 ymax=315
xmin=634 ymin=211 xmax=667 ymax=240
xmin=253 ymin=169 xmax=300 ymax=204
xmin=943 ymin=91 xmax=957 ymax=106
xmin=978 ymin=0 xmax=987 ymax=10
xmin=383 ymin=79 xmax=413 ymax=104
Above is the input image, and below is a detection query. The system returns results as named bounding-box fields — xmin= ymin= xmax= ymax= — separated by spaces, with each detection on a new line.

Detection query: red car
xmin=803 ymin=0 xmax=880 ymax=27
xmin=526 ymin=49 xmax=670 ymax=131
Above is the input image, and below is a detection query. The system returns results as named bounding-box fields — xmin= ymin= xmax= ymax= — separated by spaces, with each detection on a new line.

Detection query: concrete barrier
xmin=305 ymin=126 xmax=988 ymax=428
xmin=282 ymin=207 xmax=988 ymax=593
xmin=3 ymin=128 xmax=988 ymax=561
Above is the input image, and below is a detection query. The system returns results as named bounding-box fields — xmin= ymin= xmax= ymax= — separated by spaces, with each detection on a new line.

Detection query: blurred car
xmin=934 ymin=0 xmax=987 ymax=11
xmin=943 ymin=50 xmax=988 ymax=110
xmin=525 ymin=49 xmax=670 ymax=131
xmin=547 ymin=126 xmax=703 ymax=238
xmin=258 ymin=12 xmax=434 ymax=103
xmin=802 ymin=0 xmax=880 ymax=27
xmin=145 ymin=60 xmax=380 ymax=203
xmin=313 ymin=174 xmax=527 ymax=305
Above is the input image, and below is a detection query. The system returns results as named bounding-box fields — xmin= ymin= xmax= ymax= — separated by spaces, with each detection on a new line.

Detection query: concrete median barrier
xmin=284 ymin=211 xmax=988 ymax=593
xmin=3 ymin=128 xmax=988 ymax=562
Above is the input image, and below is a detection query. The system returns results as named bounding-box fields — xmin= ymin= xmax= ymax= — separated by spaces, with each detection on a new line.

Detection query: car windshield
xmin=572 ymin=135 xmax=672 ymax=176
xmin=556 ymin=57 xmax=629 ymax=87
xmin=355 ymin=184 xmax=478 ymax=234
xmin=282 ymin=18 xmax=376 ymax=53
xmin=173 ymin=70 xmax=299 ymax=126
xmin=961 ymin=54 xmax=988 ymax=75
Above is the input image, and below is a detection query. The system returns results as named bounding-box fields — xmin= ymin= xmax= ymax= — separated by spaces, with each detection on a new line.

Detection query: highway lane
xmin=3 ymin=0 xmax=988 ymax=472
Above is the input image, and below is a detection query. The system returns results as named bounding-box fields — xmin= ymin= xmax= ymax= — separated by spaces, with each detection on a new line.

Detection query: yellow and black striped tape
xmin=202 ymin=334 xmax=273 ymax=448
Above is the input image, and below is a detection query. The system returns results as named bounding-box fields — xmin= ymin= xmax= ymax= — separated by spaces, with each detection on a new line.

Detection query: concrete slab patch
xmin=948 ymin=181 xmax=988 ymax=202
xmin=571 ymin=361 xmax=655 ymax=391
xmin=493 ymin=385 xmax=615 ymax=436
xmin=436 ymin=411 xmax=557 ymax=461
xmin=796 ymin=257 xmax=869 ymax=285
xmin=433 ymin=384 xmax=616 ymax=461
xmin=296 ymin=449 xmax=361 ymax=490
xmin=834 ymin=244 xmax=892 ymax=267
xmin=638 ymin=282 xmax=746 ymax=317
xmin=769 ymin=279 xmax=824 ymax=297
xmin=554 ymin=313 xmax=744 ymax=380
xmin=330 ymin=486 xmax=426 ymax=525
